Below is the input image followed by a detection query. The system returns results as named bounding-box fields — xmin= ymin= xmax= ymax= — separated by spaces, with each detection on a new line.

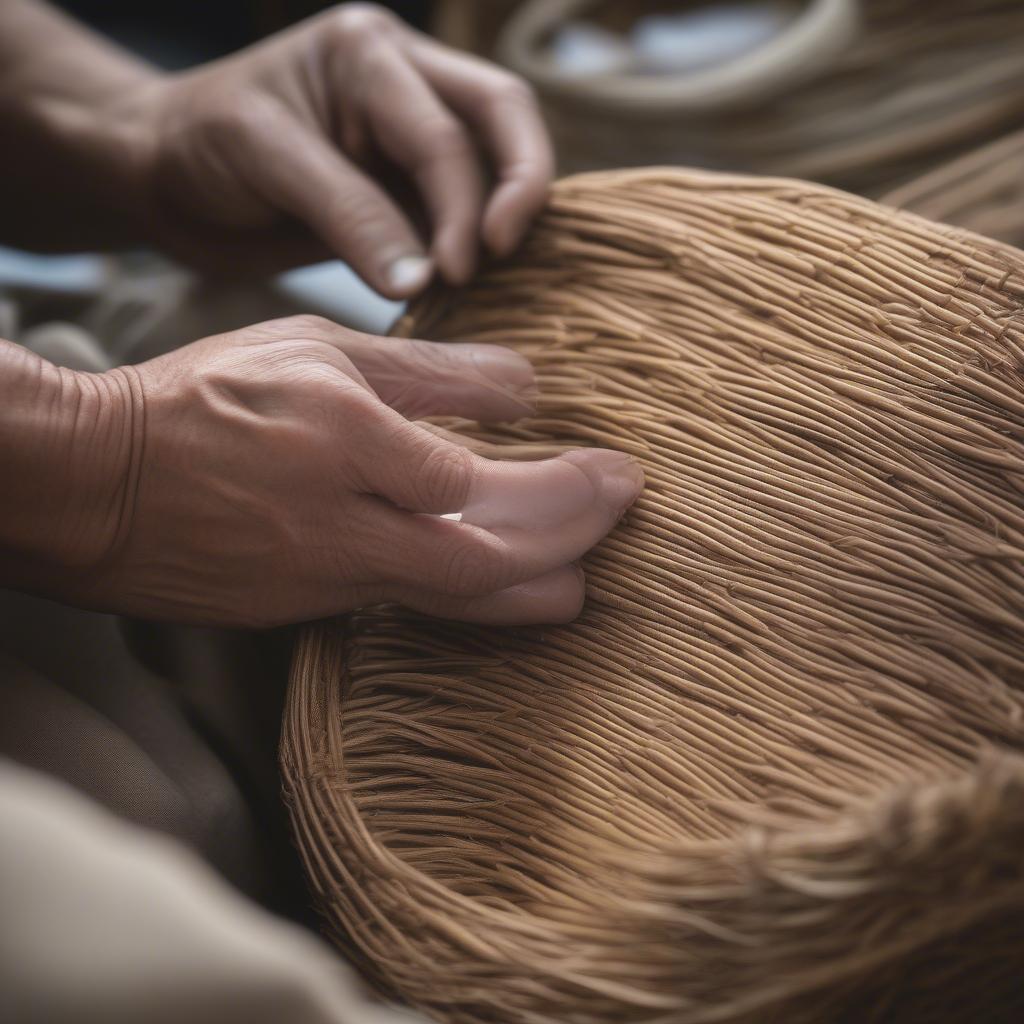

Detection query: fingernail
xmin=471 ymin=346 xmax=538 ymax=406
xmin=596 ymin=452 xmax=645 ymax=512
xmin=558 ymin=449 xmax=645 ymax=514
xmin=388 ymin=256 xmax=432 ymax=295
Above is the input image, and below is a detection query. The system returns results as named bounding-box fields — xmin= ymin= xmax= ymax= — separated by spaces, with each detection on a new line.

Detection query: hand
xmin=125 ymin=4 xmax=554 ymax=294
xmin=37 ymin=317 xmax=641 ymax=628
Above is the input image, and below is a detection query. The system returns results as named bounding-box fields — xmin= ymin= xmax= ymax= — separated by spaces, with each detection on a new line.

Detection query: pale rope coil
xmin=282 ymin=168 xmax=1024 ymax=1024
xmin=476 ymin=0 xmax=1024 ymax=200
xmin=497 ymin=0 xmax=859 ymax=114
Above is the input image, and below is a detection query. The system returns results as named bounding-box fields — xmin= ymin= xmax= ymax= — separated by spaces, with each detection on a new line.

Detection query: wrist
xmin=0 ymin=341 xmax=141 ymax=596
xmin=0 ymin=0 xmax=166 ymax=249
xmin=27 ymin=77 xmax=166 ymax=248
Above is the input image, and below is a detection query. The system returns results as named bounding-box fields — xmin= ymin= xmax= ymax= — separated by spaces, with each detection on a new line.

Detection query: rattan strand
xmin=883 ymin=128 xmax=1024 ymax=246
xmin=283 ymin=168 xmax=1024 ymax=1024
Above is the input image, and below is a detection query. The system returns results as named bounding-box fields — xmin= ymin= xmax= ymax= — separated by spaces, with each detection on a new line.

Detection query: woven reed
xmin=462 ymin=0 xmax=1024 ymax=198
xmin=282 ymin=168 xmax=1024 ymax=1023
xmin=883 ymin=128 xmax=1024 ymax=248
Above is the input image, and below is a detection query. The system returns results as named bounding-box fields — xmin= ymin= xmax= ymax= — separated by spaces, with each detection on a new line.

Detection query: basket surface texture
xmin=282 ymin=168 xmax=1024 ymax=1024
xmin=882 ymin=127 xmax=1024 ymax=248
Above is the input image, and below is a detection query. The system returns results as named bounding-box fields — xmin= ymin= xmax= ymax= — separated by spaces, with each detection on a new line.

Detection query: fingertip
xmin=384 ymin=255 xmax=434 ymax=299
xmin=482 ymin=195 xmax=522 ymax=258
xmin=462 ymin=447 xmax=644 ymax=532
xmin=483 ymin=177 xmax=551 ymax=257
xmin=432 ymin=227 xmax=478 ymax=286
xmin=560 ymin=448 xmax=645 ymax=515
xmin=528 ymin=562 xmax=587 ymax=624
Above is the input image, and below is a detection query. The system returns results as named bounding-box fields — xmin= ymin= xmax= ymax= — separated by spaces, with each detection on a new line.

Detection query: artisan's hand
xmin=3 ymin=2 xmax=552 ymax=273
xmin=127 ymin=3 xmax=553 ymax=291
xmin=1 ymin=319 xmax=641 ymax=628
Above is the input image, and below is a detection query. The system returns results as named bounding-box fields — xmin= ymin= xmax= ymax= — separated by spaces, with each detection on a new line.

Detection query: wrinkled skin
xmin=127 ymin=3 xmax=554 ymax=292
xmin=18 ymin=317 xmax=643 ymax=628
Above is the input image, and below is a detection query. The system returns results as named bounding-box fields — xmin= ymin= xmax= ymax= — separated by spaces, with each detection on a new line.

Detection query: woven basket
xmin=882 ymin=128 xmax=1024 ymax=247
xmin=282 ymin=168 xmax=1024 ymax=1023
xmin=441 ymin=0 xmax=1024 ymax=197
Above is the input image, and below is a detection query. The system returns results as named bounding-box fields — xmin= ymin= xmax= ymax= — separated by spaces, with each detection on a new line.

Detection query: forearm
xmin=0 ymin=339 xmax=134 ymax=594
xmin=0 ymin=0 xmax=162 ymax=250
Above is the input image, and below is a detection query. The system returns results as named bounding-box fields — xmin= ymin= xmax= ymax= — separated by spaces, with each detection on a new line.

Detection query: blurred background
xmin=58 ymin=0 xmax=431 ymax=66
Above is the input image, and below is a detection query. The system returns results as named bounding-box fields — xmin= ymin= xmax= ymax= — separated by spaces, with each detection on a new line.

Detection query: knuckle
xmin=402 ymin=338 xmax=457 ymax=378
xmin=469 ymin=70 xmax=538 ymax=118
xmin=202 ymin=89 xmax=279 ymax=144
xmin=417 ymin=117 xmax=474 ymax=164
xmin=441 ymin=533 xmax=508 ymax=597
xmin=335 ymin=378 xmax=382 ymax=425
xmin=303 ymin=343 xmax=362 ymax=385
xmin=273 ymin=313 xmax=338 ymax=340
xmin=329 ymin=3 xmax=393 ymax=43
xmin=417 ymin=443 xmax=473 ymax=509
xmin=490 ymin=72 xmax=537 ymax=107
xmin=355 ymin=35 xmax=394 ymax=76
xmin=324 ymin=189 xmax=397 ymax=242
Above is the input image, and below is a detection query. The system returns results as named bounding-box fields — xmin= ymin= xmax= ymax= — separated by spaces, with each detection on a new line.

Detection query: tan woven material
xmin=441 ymin=0 xmax=1024 ymax=198
xmin=282 ymin=169 xmax=1024 ymax=1023
xmin=882 ymin=128 xmax=1024 ymax=247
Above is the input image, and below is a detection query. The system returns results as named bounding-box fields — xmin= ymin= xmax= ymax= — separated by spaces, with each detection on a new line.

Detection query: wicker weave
xmin=882 ymin=128 xmax=1024 ymax=247
xmin=282 ymin=169 xmax=1024 ymax=1023
xmin=441 ymin=0 xmax=1024 ymax=198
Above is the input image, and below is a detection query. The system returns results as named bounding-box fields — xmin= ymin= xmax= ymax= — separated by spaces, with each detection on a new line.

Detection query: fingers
xmin=354 ymin=427 xmax=644 ymax=595
xmin=254 ymin=315 xmax=536 ymax=421
xmin=409 ymin=40 xmax=555 ymax=256
xmin=222 ymin=92 xmax=431 ymax=298
xmin=345 ymin=564 xmax=586 ymax=626
xmin=321 ymin=329 xmax=537 ymax=421
xmin=355 ymin=38 xmax=485 ymax=284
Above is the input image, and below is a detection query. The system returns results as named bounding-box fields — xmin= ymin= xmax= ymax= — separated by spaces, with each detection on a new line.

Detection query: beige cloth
xmin=0 ymin=760 xmax=422 ymax=1024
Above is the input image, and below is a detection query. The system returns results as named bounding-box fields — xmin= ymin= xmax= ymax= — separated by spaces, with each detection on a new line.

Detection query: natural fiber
xmin=883 ymin=128 xmax=1024 ymax=248
xmin=443 ymin=0 xmax=1024 ymax=198
xmin=282 ymin=168 xmax=1024 ymax=1023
